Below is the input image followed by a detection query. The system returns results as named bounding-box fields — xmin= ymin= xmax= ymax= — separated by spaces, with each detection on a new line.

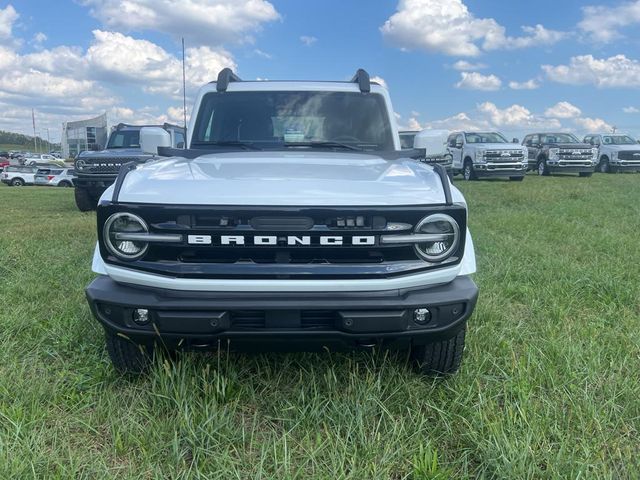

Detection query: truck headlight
xmin=591 ymin=148 xmax=598 ymax=160
xmin=75 ymin=159 xmax=86 ymax=171
xmin=475 ymin=150 xmax=485 ymax=162
xmin=414 ymin=214 xmax=460 ymax=262
xmin=610 ymin=150 xmax=618 ymax=160
xmin=103 ymin=212 xmax=149 ymax=260
xmin=549 ymin=148 xmax=560 ymax=160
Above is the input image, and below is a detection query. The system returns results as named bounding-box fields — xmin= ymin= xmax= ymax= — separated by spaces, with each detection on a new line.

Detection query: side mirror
xmin=140 ymin=127 xmax=171 ymax=155
xmin=512 ymin=138 xmax=519 ymax=144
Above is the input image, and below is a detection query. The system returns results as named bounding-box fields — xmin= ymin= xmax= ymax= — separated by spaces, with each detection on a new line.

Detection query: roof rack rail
xmin=351 ymin=68 xmax=371 ymax=93
xmin=216 ymin=68 xmax=242 ymax=92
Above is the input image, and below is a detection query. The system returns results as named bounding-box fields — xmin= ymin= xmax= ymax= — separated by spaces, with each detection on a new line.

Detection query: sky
xmin=1 ymin=0 xmax=640 ymax=143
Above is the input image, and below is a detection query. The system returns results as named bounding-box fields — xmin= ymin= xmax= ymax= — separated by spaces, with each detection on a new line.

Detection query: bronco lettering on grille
xmin=187 ymin=235 xmax=376 ymax=246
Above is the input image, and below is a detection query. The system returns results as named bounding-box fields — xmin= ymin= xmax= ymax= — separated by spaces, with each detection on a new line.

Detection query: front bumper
xmin=610 ymin=161 xmax=640 ymax=172
xmin=474 ymin=163 xmax=527 ymax=177
xmin=547 ymin=160 xmax=595 ymax=173
xmin=86 ymin=274 xmax=478 ymax=350
xmin=74 ymin=174 xmax=117 ymax=192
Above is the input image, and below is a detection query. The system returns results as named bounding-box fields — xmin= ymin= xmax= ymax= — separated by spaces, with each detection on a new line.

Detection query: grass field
xmin=1 ymin=175 xmax=639 ymax=478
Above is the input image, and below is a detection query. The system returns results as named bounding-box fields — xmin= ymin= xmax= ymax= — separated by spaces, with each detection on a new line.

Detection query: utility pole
xmin=45 ymin=128 xmax=50 ymax=151
xmin=32 ymin=109 xmax=37 ymax=152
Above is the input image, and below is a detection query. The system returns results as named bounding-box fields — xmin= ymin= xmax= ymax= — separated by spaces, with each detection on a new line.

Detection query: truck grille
xmin=559 ymin=149 xmax=592 ymax=160
xmin=80 ymin=157 xmax=146 ymax=174
xmin=617 ymin=151 xmax=640 ymax=161
xmin=483 ymin=150 xmax=524 ymax=162
xmin=98 ymin=204 xmax=467 ymax=280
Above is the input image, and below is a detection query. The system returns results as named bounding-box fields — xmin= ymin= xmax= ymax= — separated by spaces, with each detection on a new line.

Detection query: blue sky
xmin=2 ymin=0 xmax=640 ymax=142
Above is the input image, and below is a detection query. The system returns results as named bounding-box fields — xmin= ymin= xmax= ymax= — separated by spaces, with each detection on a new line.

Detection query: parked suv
xmin=34 ymin=167 xmax=75 ymax=187
xmin=85 ymin=69 xmax=478 ymax=376
xmin=523 ymin=133 xmax=596 ymax=177
xmin=23 ymin=153 xmax=65 ymax=167
xmin=73 ymin=123 xmax=185 ymax=211
xmin=583 ymin=133 xmax=640 ymax=173
xmin=1 ymin=165 xmax=39 ymax=186
xmin=447 ymin=131 xmax=527 ymax=181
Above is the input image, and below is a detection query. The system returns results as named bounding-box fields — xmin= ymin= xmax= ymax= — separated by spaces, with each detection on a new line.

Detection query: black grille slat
xmin=618 ymin=151 xmax=640 ymax=161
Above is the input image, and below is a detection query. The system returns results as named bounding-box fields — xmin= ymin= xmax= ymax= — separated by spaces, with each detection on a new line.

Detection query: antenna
xmin=182 ymin=37 xmax=187 ymax=148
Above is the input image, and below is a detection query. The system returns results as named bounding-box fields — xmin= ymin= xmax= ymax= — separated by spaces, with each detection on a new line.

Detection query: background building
xmin=61 ymin=113 xmax=108 ymax=158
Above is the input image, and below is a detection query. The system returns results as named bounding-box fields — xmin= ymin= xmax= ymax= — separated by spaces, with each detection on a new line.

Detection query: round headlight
xmin=103 ymin=212 xmax=149 ymax=260
xmin=414 ymin=214 xmax=460 ymax=262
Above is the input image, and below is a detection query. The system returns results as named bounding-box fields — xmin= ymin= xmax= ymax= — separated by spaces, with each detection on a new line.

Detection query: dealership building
xmin=61 ymin=113 xmax=108 ymax=158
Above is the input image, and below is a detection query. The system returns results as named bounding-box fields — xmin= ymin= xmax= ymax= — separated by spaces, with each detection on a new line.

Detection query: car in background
xmin=412 ymin=129 xmax=453 ymax=176
xmin=583 ymin=133 xmax=640 ymax=173
xmin=523 ymin=133 xmax=596 ymax=177
xmin=34 ymin=167 xmax=75 ymax=187
xmin=23 ymin=153 xmax=66 ymax=167
xmin=1 ymin=165 xmax=39 ymax=186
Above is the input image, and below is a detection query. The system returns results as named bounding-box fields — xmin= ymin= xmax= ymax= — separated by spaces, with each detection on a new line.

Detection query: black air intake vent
xmin=250 ymin=216 xmax=314 ymax=231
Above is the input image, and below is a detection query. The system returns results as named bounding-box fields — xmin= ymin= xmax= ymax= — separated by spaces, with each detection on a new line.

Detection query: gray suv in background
xmin=34 ymin=167 xmax=75 ymax=187
xmin=523 ymin=133 xmax=597 ymax=177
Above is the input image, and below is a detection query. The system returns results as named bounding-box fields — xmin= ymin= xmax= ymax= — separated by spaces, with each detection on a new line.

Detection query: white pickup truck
xmin=583 ymin=133 xmax=640 ymax=173
xmin=84 ymin=69 xmax=478 ymax=376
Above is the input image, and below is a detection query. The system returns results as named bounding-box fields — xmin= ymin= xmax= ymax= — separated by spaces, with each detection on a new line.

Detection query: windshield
xmin=540 ymin=133 xmax=580 ymax=144
xmin=602 ymin=135 xmax=636 ymax=145
xmin=192 ymin=91 xmax=395 ymax=151
xmin=465 ymin=132 xmax=508 ymax=144
xmin=107 ymin=130 xmax=140 ymax=149
xmin=399 ymin=133 xmax=416 ymax=149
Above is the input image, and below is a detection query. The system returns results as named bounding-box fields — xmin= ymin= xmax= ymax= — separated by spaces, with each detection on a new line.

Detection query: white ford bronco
xmin=85 ymin=69 xmax=478 ymax=375
xmin=583 ymin=133 xmax=640 ymax=173
xmin=447 ymin=131 xmax=528 ymax=181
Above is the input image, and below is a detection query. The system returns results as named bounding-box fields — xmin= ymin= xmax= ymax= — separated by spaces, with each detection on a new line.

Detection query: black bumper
xmin=74 ymin=174 xmax=117 ymax=194
xmin=86 ymin=275 xmax=479 ymax=350
xmin=548 ymin=165 xmax=595 ymax=174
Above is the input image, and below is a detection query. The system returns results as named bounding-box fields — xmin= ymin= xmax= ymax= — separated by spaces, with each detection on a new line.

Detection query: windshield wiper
xmin=283 ymin=141 xmax=364 ymax=151
xmin=190 ymin=141 xmax=262 ymax=151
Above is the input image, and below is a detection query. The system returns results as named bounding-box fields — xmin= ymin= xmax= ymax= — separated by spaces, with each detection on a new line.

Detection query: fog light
xmin=414 ymin=307 xmax=431 ymax=325
xmin=133 ymin=308 xmax=150 ymax=325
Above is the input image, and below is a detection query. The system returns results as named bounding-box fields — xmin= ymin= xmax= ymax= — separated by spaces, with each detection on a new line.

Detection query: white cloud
xmin=371 ymin=75 xmax=387 ymax=89
xmin=452 ymin=60 xmax=486 ymax=71
xmin=423 ymin=112 xmax=488 ymax=131
xmin=381 ymin=0 xmax=565 ymax=57
xmin=455 ymin=72 xmax=502 ymax=91
xmin=508 ymin=79 xmax=540 ymax=90
xmin=544 ymin=101 xmax=582 ymax=119
xmin=578 ymin=1 xmax=640 ymax=42
xmin=81 ymin=0 xmax=280 ymax=46
xmin=300 ymin=35 xmax=317 ymax=46
xmin=253 ymin=48 xmax=272 ymax=59
xmin=477 ymin=102 xmax=555 ymax=128
xmin=574 ymin=117 xmax=613 ymax=132
xmin=0 ymin=4 xmax=18 ymax=39
xmin=543 ymin=54 xmax=640 ymax=88
xmin=623 ymin=106 xmax=640 ymax=113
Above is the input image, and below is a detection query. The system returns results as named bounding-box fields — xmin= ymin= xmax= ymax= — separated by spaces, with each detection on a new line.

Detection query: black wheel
xmin=411 ymin=326 xmax=466 ymax=376
xmin=10 ymin=178 xmax=24 ymax=186
xmin=509 ymin=176 xmax=524 ymax=182
xmin=74 ymin=187 xmax=96 ymax=211
xmin=537 ymin=158 xmax=550 ymax=176
xmin=58 ymin=181 xmax=72 ymax=187
xmin=579 ymin=171 xmax=593 ymax=178
xmin=463 ymin=160 xmax=476 ymax=181
xmin=599 ymin=157 xmax=610 ymax=173
xmin=105 ymin=332 xmax=154 ymax=374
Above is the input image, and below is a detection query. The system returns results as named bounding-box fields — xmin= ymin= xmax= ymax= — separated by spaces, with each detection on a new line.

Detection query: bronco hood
xmin=109 ymin=151 xmax=452 ymax=206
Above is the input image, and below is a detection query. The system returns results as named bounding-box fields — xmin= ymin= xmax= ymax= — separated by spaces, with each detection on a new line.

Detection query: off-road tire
xmin=411 ymin=326 xmax=466 ymax=376
xmin=58 ymin=181 xmax=72 ymax=187
xmin=509 ymin=176 xmax=524 ymax=182
xmin=105 ymin=332 xmax=154 ymax=374
xmin=10 ymin=178 xmax=24 ymax=186
xmin=579 ymin=171 xmax=593 ymax=178
xmin=599 ymin=158 xmax=610 ymax=173
xmin=537 ymin=158 xmax=550 ymax=176
xmin=463 ymin=160 xmax=477 ymax=181
xmin=74 ymin=187 xmax=96 ymax=211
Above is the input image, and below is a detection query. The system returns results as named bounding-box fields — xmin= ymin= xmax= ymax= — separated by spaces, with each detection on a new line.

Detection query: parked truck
xmin=523 ymin=132 xmax=596 ymax=177
xmin=85 ymin=69 xmax=478 ymax=376
xmin=583 ymin=133 xmax=640 ymax=173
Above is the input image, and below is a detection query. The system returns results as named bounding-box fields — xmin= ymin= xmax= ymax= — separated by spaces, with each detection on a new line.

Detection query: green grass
xmin=1 ymin=175 xmax=639 ymax=478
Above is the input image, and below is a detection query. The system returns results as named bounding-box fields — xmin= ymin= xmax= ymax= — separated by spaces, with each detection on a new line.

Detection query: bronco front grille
xmin=81 ymin=157 xmax=146 ymax=174
xmin=97 ymin=203 xmax=467 ymax=280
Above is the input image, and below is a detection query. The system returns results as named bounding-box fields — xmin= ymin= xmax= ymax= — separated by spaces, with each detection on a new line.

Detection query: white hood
xmin=110 ymin=151 xmax=452 ymax=206
xmin=475 ymin=143 xmax=524 ymax=150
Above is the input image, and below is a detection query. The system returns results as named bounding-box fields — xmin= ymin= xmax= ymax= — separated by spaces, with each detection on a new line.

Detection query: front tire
xmin=599 ymin=157 xmax=610 ymax=173
xmin=105 ymin=332 xmax=154 ymax=374
xmin=463 ymin=160 xmax=477 ymax=181
xmin=58 ymin=181 xmax=72 ymax=187
xmin=74 ymin=187 xmax=96 ymax=211
xmin=411 ymin=326 xmax=466 ymax=376
xmin=537 ymin=158 xmax=550 ymax=176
